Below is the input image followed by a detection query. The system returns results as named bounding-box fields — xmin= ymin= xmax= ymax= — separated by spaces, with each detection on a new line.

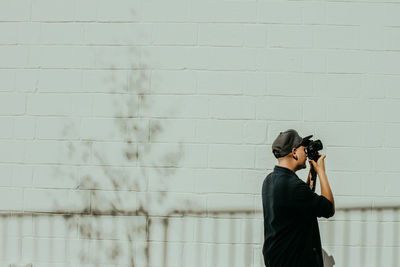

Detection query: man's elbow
xmin=328 ymin=203 xmax=335 ymax=218
xmin=323 ymin=203 xmax=335 ymax=218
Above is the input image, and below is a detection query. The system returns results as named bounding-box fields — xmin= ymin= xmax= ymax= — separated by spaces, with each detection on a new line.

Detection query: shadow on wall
xmin=42 ymin=39 xmax=187 ymax=265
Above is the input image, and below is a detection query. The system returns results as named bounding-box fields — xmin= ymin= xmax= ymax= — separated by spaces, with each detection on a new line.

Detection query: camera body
xmin=304 ymin=139 xmax=323 ymax=162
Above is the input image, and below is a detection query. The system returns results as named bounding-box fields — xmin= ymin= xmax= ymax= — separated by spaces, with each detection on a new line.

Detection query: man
xmin=262 ymin=129 xmax=335 ymax=267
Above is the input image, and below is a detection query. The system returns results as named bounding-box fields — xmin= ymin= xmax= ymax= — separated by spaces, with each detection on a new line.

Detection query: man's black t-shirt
xmin=262 ymin=165 xmax=334 ymax=267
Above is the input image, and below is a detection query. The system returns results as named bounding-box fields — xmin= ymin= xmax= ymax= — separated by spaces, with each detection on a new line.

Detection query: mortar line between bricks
xmin=4 ymin=43 xmax=400 ymax=52
xmin=2 ymin=65 xmax=400 ymax=74
xmin=4 ymin=19 xmax=400 ymax=26
xmin=3 ymin=118 xmax=392 ymax=124
xmin=2 ymin=68 xmax=400 ymax=75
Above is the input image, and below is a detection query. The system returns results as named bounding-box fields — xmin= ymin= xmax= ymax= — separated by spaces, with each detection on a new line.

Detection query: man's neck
xmin=277 ymin=162 xmax=297 ymax=173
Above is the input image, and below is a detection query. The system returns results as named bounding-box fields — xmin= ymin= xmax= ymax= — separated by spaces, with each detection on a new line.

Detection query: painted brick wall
xmin=1 ymin=0 xmax=400 ymax=266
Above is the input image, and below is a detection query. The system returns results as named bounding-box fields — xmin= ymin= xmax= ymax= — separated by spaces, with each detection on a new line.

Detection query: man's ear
xmin=292 ymin=147 xmax=298 ymax=160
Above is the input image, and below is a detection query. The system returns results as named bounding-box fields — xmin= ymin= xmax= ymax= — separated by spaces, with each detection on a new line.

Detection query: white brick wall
xmin=1 ymin=0 xmax=400 ymax=266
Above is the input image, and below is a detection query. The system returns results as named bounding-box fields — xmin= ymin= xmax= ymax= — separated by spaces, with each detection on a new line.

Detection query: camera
xmin=304 ymin=139 xmax=323 ymax=162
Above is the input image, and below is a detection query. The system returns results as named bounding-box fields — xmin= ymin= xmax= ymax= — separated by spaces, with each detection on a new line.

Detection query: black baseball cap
xmin=272 ymin=129 xmax=313 ymax=158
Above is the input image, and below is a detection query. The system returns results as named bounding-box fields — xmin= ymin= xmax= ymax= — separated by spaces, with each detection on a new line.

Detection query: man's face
xmin=294 ymin=145 xmax=308 ymax=170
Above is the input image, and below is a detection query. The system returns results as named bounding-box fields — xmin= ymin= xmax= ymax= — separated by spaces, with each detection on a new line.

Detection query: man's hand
xmin=308 ymin=153 xmax=326 ymax=175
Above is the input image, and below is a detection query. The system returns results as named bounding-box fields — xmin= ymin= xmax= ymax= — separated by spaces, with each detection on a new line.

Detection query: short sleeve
xmin=293 ymin=182 xmax=334 ymax=218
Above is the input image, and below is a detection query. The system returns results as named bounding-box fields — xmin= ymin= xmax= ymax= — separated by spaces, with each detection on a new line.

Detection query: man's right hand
xmin=308 ymin=153 xmax=326 ymax=174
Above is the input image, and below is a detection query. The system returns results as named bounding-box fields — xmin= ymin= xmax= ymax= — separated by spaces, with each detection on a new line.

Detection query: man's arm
xmin=306 ymin=169 xmax=311 ymax=184
xmin=305 ymin=168 xmax=313 ymax=190
xmin=293 ymin=181 xmax=334 ymax=218
xmin=308 ymin=154 xmax=335 ymax=217
xmin=317 ymin=169 xmax=335 ymax=215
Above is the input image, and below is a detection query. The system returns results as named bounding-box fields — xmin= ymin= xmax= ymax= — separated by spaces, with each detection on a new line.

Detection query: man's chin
xmin=295 ymin=163 xmax=307 ymax=172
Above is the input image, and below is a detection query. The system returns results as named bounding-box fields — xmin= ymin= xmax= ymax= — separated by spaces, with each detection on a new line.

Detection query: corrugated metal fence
xmin=1 ymin=205 xmax=399 ymax=267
